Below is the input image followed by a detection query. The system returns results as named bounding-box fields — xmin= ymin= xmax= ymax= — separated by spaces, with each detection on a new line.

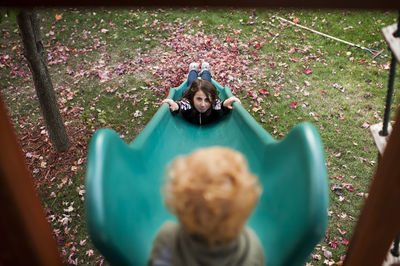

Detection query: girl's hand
xmin=223 ymin=96 xmax=241 ymax=109
xmin=162 ymin=99 xmax=179 ymax=111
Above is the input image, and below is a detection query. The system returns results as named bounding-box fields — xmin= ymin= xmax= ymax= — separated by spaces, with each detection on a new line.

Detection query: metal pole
xmin=394 ymin=12 xmax=400 ymax=38
xmin=381 ymin=54 xmax=397 ymax=136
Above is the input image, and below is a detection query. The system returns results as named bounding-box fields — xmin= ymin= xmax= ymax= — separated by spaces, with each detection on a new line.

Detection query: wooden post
xmin=344 ymin=108 xmax=400 ymax=265
xmin=0 ymin=95 xmax=63 ymax=265
xmin=382 ymin=23 xmax=400 ymax=64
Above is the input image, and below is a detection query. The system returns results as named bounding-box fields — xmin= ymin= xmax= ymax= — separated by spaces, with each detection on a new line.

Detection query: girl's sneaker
xmin=189 ymin=62 xmax=198 ymax=72
xmin=200 ymin=62 xmax=210 ymax=73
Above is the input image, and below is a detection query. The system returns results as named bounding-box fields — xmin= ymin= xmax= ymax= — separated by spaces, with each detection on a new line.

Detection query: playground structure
xmin=1 ymin=2 xmax=400 ymax=266
xmin=85 ymin=80 xmax=329 ymax=266
xmin=344 ymin=19 xmax=400 ymax=265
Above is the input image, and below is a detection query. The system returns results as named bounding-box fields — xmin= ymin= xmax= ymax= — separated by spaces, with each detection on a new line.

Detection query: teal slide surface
xmin=86 ymin=80 xmax=329 ymax=266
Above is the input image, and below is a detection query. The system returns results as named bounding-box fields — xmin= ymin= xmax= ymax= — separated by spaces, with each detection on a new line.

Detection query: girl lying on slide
xmin=162 ymin=62 xmax=241 ymax=125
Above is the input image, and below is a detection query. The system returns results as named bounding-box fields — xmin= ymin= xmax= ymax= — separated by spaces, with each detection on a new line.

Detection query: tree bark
xmin=17 ymin=10 xmax=71 ymax=152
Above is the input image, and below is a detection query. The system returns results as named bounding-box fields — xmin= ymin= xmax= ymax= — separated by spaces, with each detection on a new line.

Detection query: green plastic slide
xmin=85 ymin=80 xmax=329 ymax=266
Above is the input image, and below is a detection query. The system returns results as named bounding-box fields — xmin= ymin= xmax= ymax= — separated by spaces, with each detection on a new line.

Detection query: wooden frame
xmin=1 ymin=0 xmax=399 ymax=9
xmin=344 ymin=108 xmax=400 ymax=265
xmin=344 ymin=20 xmax=400 ymax=266
xmin=0 ymin=97 xmax=63 ymax=265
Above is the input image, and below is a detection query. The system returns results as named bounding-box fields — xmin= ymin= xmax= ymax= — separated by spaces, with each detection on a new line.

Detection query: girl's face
xmin=193 ymin=90 xmax=211 ymax=113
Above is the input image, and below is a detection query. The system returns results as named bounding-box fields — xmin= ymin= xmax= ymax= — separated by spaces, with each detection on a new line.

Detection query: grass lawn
xmin=1 ymin=7 xmax=400 ymax=265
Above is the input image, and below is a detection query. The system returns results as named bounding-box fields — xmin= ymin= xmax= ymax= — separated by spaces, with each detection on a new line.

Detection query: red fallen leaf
xmin=336 ymin=175 xmax=344 ymax=181
xmin=67 ymin=91 xmax=74 ymax=100
xmin=304 ymin=68 xmax=312 ymax=74
xmin=291 ymin=57 xmax=298 ymax=62
xmin=279 ymin=133 xmax=285 ymax=136
xmin=258 ymin=88 xmax=268 ymax=95
xmin=341 ymin=238 xmax=349 ymax=245
xmin=329 ymin=241 xmax=339 ymax=248
xmin=343 ymin=183 xmax=355 ymax=192
xmin=288 ymin=101 xmax=298 ymax=109
xmin=321 ymin=90 xmax=326 ymax=94
xmin=269 ymin=62 xmax=276 ymax=68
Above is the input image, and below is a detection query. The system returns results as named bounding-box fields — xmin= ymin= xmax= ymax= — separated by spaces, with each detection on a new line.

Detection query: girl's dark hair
xmin=182 ymin=79 xmax=219 ymax=114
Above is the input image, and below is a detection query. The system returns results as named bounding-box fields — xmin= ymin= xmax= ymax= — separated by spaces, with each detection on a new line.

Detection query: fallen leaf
xmin=329 ymin=241 xmax=339 ymax=248
xmin=312 ymin=254 xmax=322 ymax=260
xmin=361 ymin=122 xmax=370 ymax=128
xmin=324 ymin=249 xmax=333 ymax=258
xmin=343 ymin=183 xmax=355 ymax=192
xmin=86 ymin=249 xmax=94 ymax=257
xmin=304 ymin=68 xmax=313 ymax=75
xmin=64 ymin=205 xmax=74 ymax=212
xmin=288 ymin=101 xmax=298 ymax=109
xmin=134 ymin=110 xmax=143 ymax=117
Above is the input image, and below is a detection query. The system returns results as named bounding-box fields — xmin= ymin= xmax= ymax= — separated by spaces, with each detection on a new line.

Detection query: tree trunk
xmin=17 ymin=10 xmax=71 ymax=152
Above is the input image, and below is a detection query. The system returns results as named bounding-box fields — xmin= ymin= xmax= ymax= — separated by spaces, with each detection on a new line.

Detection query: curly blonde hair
xmin=163 ymin=146 xmax=261 ymax=246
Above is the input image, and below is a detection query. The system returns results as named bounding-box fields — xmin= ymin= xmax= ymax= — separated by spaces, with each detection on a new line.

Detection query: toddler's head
xmin=163 ymin=146 xmax=261 ymax=246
